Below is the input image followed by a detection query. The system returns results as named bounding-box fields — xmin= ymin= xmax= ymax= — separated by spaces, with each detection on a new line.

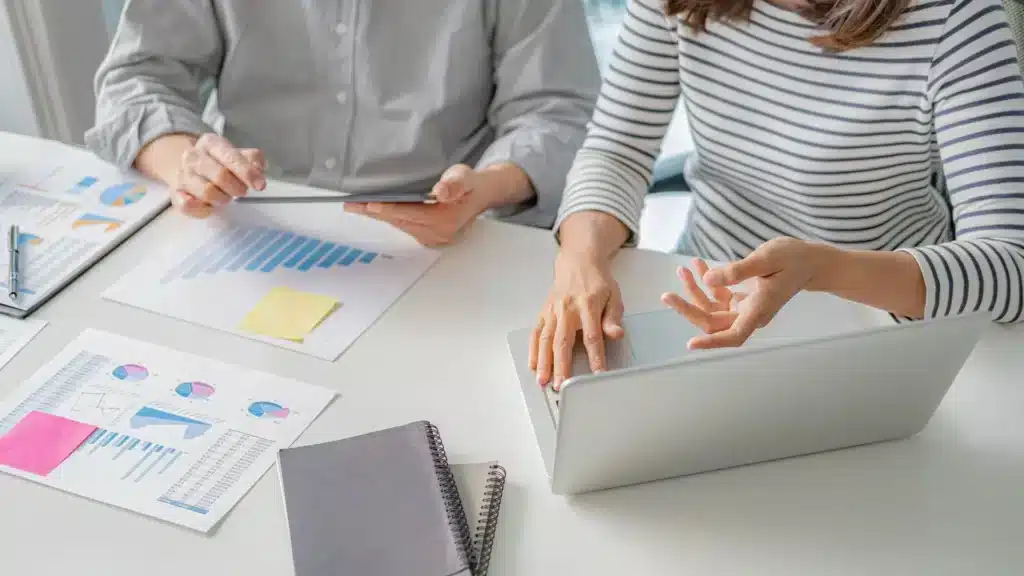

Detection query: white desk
xmin=0 ymin=177 xmax=1023 ymax=575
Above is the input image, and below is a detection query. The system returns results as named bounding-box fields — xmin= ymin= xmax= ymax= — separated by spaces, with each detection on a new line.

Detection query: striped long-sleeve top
xmin=557 ymin=0 xmax=1024 ymax=322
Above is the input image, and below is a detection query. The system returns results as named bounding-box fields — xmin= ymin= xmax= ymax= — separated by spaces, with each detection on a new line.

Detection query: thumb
xmin=431 ymin=164 xmax=474 ymax=203
xmin=240 ymin=148 xmax=267 ymax=169
xmin=602 ymin=292 xmax=625 ymax=340
xmin=703 ymin=254 xmax=774 ymax=288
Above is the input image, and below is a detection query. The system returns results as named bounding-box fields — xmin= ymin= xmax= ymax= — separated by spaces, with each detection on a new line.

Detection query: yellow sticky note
xmin=239 ymin=287 xmax=340 ymax=342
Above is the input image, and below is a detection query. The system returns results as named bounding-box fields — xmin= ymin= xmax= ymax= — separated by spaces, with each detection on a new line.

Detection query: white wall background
xmin=0 ymin=0 xmax=108 ymax=143
xmin=0 ymin=3 xmax=40 ymax=137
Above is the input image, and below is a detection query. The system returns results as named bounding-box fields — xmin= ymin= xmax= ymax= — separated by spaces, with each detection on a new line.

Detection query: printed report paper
xmin=0 ymin=330 xmax=336 ymax=532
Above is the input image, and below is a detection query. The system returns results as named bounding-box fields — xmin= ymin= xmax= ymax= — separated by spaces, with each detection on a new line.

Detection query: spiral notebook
xmin=277 ymin=421 xmax=506 ymax=576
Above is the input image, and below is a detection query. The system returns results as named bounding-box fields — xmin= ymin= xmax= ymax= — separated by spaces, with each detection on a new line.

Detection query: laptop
xmin=507 ymin=309 xmax=988 ymax=495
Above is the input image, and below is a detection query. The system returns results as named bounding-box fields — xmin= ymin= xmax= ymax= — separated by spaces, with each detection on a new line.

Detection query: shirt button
xmin=336 ymin=91 xmax=348 ymax=104
xmin=335 ymin=22 xmax=348 ymax=35
xmin=324 ymin=157 xmax=337 ymax=170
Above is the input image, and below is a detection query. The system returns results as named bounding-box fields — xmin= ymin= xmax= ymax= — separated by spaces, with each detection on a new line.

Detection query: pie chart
xmin=247 ymin=401 xmax=290 ymax=419
xmin=100 ymin=182 xmax=147 ymax=207
xmin=113 ymin=364 xmax=149 ymax=381
xmin=175 ymin=381 xmax=216 ymax=399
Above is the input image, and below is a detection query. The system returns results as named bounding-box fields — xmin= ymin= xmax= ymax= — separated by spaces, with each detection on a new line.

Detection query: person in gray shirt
xmin=87 ymin=0 xmax=599 ymax=246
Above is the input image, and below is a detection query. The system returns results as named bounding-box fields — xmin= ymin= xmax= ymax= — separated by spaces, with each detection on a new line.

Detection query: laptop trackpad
xmin=623 ymin=310 xmax=700 ymax=366
xmin=569 ymin=310 xmax=699 ymax=376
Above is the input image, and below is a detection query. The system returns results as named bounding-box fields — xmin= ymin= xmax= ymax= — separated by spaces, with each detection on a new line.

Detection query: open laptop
xmin=507 ymin=309 xmax=988 ymax=495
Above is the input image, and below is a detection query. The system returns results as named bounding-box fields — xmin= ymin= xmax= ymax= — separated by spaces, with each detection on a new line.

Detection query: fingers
xmin=180 ymin=168 xmax=232 ymax=207
xmin=191 ymin=152 xmax=247 ymax=199
xmin=431 ymin=164 xmax=474 ymax=203
xmin=240 ymin=148 xmax=267 ymax=170
xmin=661 ymin=292 xmax=737 ymax=334
xmin=362 ymin=202 xmax=436 ymax=224
xmin=687 ymin=309 xmax=761 ymax=349
xmin=703 ymin=253 xmax=776 ymax=288
xmin=171 ymin=190 xmax=214 ymax=219
xmin=528 ymin=316 xmax=544 ymax=371
xmin=579 ymin=300 xmax=607 ymax=374
xmin=195 ymin=134 xmax=266 ymax=190
xmin=692 ymin=259 xmax=733 ymax=305
xmin=686 ymin=288 xmax=786 ymax=349
xmin=536 ymin=312 xmax=556 ymax=386
xmin=678 ymin=265 xmax=714 ymax=311
xmin=345 ymin=203 xmax=466 ymax=247
xmin=602 ymin=287 xmax=625 ymax=340
xmin=552 ymin=302 xmax=579 ymax=391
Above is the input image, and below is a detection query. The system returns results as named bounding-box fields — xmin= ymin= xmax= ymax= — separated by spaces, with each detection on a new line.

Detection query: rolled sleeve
xmin=84 ymin=0 xmax=222 ymax=168
xmin=478 ymin=0 xmax=600 ymax=229
xmin=86 ymin=103 xmax=211 ymax=170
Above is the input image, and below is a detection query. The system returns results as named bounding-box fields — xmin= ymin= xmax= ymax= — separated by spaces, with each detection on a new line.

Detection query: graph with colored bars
xmin=161 ymin=225 xmax=389 ymax=284
xmin=73 ymin=213 xmax=123 ymax=233
xmin=157 ymin=429 xmax=274 ymax=515
xmin=67 ymin=177 xmax=98 ymax=195
xmin=72 ymin=428 xmax=185 ymax=483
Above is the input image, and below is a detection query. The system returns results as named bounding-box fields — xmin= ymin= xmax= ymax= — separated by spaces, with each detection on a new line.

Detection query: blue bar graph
xmin=160 ymin=225 xmax=388 ymax=283
xmin=70 ymin=428 xmax=184 ymax=482
xmin=318 ymin=245 xmax=349 ymax=268
xmin=226 ymin=230 xmax=280 ymax=271
xmin=204 ymin=229 xmax=262 ymax=274
xmin=285 ymin=239 xmax=320 ymax=268
xmin=262 ymin=236 xmax=308 ymax=272
xmin=340 ymin=249 xmax=363 ymax=266
xmin=246 ymin=232 xmax=295 ymax=271
xmin=299 ymin=242 xmax=335 ymax=271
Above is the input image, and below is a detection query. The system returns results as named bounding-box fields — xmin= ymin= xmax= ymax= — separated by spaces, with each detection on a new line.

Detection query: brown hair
xmin=665 ymin=0 xmax=911 ymax=51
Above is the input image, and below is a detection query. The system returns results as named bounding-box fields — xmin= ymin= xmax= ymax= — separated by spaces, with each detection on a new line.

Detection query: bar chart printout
xmin=0 ymin=330 xmax=335 ymax=532
xmin=104 ymin=212 xmax=441 ymax=360
xmin=159 ymin=225 xmax=386 ymax=284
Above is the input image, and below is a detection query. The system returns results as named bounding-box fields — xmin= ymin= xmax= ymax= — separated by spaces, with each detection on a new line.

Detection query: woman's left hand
xmin=661 ymin=237 xmax=831 ymax=349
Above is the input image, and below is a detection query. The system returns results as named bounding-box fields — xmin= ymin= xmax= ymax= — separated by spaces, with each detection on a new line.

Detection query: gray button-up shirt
xmin=86 ymin=0 xmax=600 ymax=228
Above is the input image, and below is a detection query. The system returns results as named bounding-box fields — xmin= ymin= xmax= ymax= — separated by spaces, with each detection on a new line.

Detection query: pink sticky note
xmin=0 ymin=411 xmax=97 ymax=476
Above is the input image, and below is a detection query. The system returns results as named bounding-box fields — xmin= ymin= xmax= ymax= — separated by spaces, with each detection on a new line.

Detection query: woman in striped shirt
xmin=531 ymin=0 xmax=1024 ymax=388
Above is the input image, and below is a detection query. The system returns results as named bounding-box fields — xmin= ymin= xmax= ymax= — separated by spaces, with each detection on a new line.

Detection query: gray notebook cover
xmin=278 ymin=421 xmax=472 ymax=576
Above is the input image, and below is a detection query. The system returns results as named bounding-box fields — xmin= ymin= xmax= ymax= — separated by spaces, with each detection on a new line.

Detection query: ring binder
xmin=425 ymin=422 xmax=475 ymax=570
xmin=472 ymin=464 xmax=507 ymax=576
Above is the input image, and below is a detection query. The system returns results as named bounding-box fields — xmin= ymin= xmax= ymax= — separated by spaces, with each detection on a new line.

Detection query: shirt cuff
xmin=85 ymin=104 xmax=211 ymax=169
xmin=475 ymin=129 xmax=569 ymax=230
xmin=898 ymin=245 xmax=945 ymax=320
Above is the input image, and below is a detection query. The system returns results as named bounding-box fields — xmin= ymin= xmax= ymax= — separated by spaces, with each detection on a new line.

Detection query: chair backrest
xmin=1008 ymin=0 xmax=1024 ymax=76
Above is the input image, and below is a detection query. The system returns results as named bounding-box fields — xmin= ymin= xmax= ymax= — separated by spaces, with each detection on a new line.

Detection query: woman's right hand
xmin=529 ymin=248 xmax=625 ymax=391
xmin=136 ymin=133 xmax=267 ymax=218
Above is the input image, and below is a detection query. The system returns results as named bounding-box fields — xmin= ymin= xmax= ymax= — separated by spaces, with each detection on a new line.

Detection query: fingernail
xmin=255 ymin=177 xmax=266 ymax=189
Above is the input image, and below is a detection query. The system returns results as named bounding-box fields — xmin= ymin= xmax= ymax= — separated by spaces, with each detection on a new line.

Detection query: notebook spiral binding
xmin=472 ymin=464 xmax=507 ymax=576
xmin=424 ymin=423 xmax=475 ymax=570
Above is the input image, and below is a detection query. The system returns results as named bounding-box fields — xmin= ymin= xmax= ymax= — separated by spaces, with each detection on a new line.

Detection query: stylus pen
xmin=7 ymin=224 xmax=20 ymax=302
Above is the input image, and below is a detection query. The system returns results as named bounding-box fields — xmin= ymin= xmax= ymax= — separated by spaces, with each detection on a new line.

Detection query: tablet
xmin=236 ymin=190 xmax=436 ymax=205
